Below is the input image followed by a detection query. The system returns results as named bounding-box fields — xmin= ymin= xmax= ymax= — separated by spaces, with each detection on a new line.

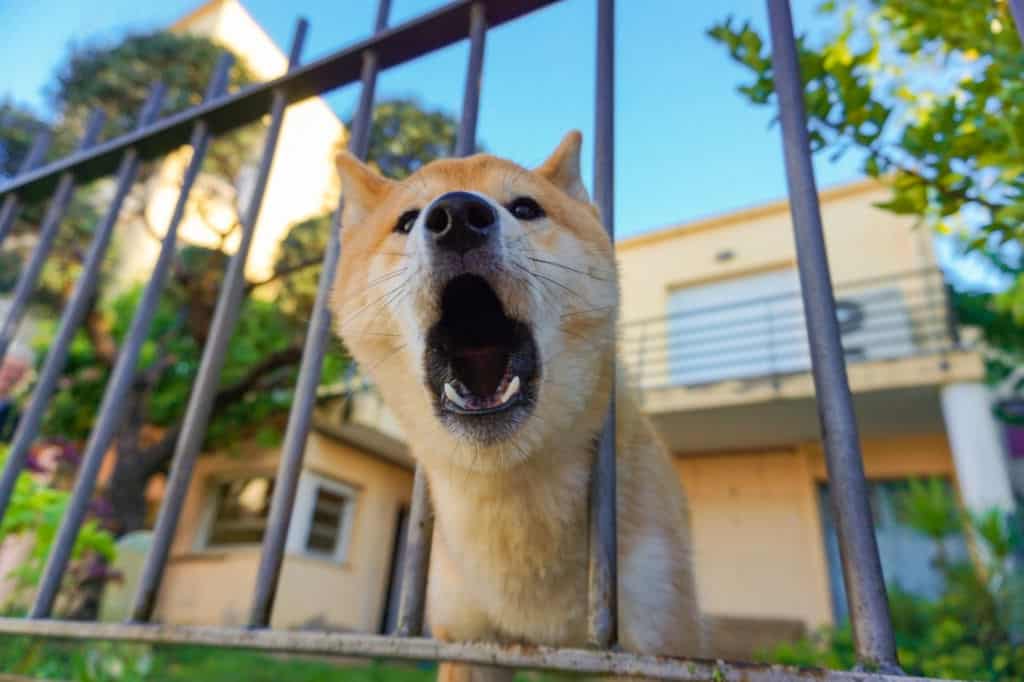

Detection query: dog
xmin=330 ymin=131 xmax=705 ymax=680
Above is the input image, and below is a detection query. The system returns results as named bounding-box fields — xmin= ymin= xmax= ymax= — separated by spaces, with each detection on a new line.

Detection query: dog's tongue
xmin=452 ymin=346 xmax=507 ymax=397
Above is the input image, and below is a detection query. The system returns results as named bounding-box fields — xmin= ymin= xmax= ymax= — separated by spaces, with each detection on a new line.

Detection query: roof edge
xmin=618 ymin=177 xmax=884 ymax=251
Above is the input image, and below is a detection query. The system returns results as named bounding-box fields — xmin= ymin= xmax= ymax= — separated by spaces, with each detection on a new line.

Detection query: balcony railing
xmin=621 ymin=268 xmax=960 ymax=392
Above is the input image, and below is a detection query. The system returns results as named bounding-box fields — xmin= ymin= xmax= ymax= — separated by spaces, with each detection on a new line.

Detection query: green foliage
xmin=953 ymin=287 xmax=1024 ymax=387
xmin=33 ymin=254 xmax=348 ymax=451
xmin=0 ymin=638 xmax=438 ymax=682
xmin=762 ymin=480 xmax=1024 ymax=681
xmin=0 ymin=99 xmax=44 ymax=181
xmin=0 ymin=446 xmax=117 ymax=614
xmin=53 ymin=32 xmax=252 ymax=142
xmin=708 ymin=0 xmax=1024 ymax=288
xmin=359 ymin=98 xmax=459 ymax=179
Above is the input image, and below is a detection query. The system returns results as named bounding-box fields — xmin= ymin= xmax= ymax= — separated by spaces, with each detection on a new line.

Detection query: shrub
xmin=764 ymin=479 xmax=1024 ymax=681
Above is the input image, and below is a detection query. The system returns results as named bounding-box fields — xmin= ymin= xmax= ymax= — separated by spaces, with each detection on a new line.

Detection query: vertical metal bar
xmin=454 ymin=3 xmax=487 ymax=157
xmin=765 ymin=0 xmax=899 ymax=672
xmin=0 ymin=111 xmax=106 ymax=362
xmin=348 ymin=0 xmax=391 ymax=161
xmin=0 ymin=131 xmax=53 ymax=248
xmin=394 ymin=8 xmax=490 ymax=638
xmin=1009 ymin=0 xmax=1024 ymax=44
xmin=248 ymin=5 xmax=391 ymax=629
xmin=23 ymin=64 xmax=232 ymax=619
xmin=0 ymin=83 xmax=166 ymax=551
xmin=395 ymin=467 xmax=433 ymax=637
xmin=588 ymin=0 xmax=617 ymax=650
xmin=130 ymin=22 xmax=309 ymax=624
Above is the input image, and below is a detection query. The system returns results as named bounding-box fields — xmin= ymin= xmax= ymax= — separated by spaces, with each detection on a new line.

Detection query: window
xmin=818 ymin=477 xmax=967 ymax=623
xmin=206 ymin=476 xmax=275 ymax=547
xmin=201 ymin=472 xmax=356 ymax=562
xmin=286 ymin=472 xmax=357 ymax=563
xmin=305 ymin=486 xmax=348 ymax=556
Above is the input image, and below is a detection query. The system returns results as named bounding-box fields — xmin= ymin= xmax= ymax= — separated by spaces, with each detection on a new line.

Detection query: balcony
xmin=619 ymin=269 xmax=983 ymax=452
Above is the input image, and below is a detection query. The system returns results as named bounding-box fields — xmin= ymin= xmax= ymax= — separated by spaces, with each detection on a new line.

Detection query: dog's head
xmin=330 ymin=131 xmax=617 ymax=470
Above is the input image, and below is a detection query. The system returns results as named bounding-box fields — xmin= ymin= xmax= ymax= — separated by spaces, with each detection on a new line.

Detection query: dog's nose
xmin=425 ymin=192 xmax=498 ymax=255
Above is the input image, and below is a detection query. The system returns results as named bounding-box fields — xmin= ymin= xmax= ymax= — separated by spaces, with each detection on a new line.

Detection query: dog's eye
xmin=394 ymin=209 xmax=420 ymax=234
xmin=507 ymin=197 xmax=544 ymax=221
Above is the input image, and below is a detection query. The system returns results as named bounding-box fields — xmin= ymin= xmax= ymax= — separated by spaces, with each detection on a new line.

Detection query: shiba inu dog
xmin=330 ymin=132 xmax=704 ymax=680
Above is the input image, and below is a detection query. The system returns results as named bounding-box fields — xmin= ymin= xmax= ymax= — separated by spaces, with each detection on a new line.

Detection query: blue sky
xmin=1 ymin=0 xmax=861 ymax=239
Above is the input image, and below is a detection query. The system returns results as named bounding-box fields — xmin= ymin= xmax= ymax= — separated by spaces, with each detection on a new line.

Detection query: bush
xmin=764 ymin=479 xmax=1024 ymax=681
xmin=0 ymin=444 xmax=117 ymax=615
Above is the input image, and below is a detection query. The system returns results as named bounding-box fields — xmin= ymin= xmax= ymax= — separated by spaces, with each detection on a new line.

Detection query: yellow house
xmin=93 ymin=0 xmax=1019 ymax=658
xmin=617 ymin=179 xmax=1016 ymax=632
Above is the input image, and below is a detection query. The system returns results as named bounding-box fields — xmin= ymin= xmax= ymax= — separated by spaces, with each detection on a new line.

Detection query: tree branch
xmin=212 ymin=344 xmax=303 ymax=410
xmin=245 ymin=257 xmax=322 ymax=292
xmin=84 ymin=299 xmax=118 ymax=368
xmin=816 ymin=117 xmax=1003 ymax=215
xmin=127 ymin=344 xmax=304 ymax=480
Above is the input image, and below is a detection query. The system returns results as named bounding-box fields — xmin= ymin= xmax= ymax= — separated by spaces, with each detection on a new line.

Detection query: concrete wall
xmin=675 ymin=433 xmax=956 ymax=630
xmin=154 ymin=433 xmax=413 ymax=631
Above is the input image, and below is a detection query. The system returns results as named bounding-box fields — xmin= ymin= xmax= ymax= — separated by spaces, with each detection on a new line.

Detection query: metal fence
xmin=622 ymin=268 xmax=960 ymax=392
xmin=0 ymin=0 xmax=1016 ymax=680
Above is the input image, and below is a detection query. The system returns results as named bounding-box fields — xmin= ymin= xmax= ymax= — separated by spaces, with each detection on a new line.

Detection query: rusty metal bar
xmin=129 ymin=21 xmax=309 ymax=624
xmin=0 ymin=131 xmax=52 ymax=248
xmin=19 ymin=63 xmax=231 ymax=618
xmin=454 ymin=3 xmax=487 ymax=157
xmin=0 ymin=618 xmax=950 ymax=682
xmin=248 ymin=3 xmax=391 ymax=629
xmin=395 ymin=467 xmax=433 ymax=637
xmin=0 ymin=0 xmax=560 ymax=205
xmin=0 ymin=84 xmax=167 ymax=578
xmin=394 ymin=9 xmax=490 ymax=636
xmin=588 ymin=0 xmax=617 ymax=649
xmin=765 ymin=0 xmax=899 ymax=672
xmin=0 ymin=110 xmax=106 ymax=362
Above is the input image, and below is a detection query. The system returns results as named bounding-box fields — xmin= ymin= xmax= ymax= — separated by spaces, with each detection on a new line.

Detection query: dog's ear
xmin=336 ymin=151 xmax=395 ymax=225
xmin=535 ymin=130 xmax=589 ymax=203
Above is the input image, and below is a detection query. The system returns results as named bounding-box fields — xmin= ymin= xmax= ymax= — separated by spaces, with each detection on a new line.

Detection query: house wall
xmin=675 ymin=432 xmax=956 ymax=630
xmin=154 ymin=433 xmax=413 ymax=631
xmin=617 ymin=180 xmax=936 ymax=325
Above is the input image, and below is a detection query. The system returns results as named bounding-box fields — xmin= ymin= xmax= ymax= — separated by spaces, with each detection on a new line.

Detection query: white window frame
xmin=285 ymin=471 xmax=358 ymax=564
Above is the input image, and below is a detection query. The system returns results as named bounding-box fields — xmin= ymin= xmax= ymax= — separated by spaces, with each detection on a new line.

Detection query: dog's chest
xmin=430 ymin=464 xmax=591 ymax=645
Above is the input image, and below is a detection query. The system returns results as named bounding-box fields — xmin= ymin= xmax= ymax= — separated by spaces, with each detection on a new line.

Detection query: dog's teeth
xmin=444 ymin=382 xmax=470 ymax=409
xmin=499 ymin=375 xmax=521 ymax=404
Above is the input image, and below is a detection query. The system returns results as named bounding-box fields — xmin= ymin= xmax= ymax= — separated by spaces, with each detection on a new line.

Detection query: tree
xmin=361 ymin=98 xmax=458 ymax=180
xmin=708 ymin=1 xmax=1023 ymax=295
xmin=1 ymin=32 xmax=462 ymax=552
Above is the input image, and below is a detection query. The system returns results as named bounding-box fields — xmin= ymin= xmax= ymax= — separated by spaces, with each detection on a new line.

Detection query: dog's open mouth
xmin=425 ymin=274 xmax=538 ymax=434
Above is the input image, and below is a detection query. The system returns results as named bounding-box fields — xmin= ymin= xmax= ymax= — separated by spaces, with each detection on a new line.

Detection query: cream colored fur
xmin=329 ymin=132 xmax=705 ymax=679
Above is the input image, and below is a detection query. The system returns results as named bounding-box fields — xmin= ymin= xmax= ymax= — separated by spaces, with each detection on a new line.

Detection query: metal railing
xmin=622 ymin=268 xmax=960 ymax=392
xmin=0 ymin=0 xmax=1016 ymax=680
